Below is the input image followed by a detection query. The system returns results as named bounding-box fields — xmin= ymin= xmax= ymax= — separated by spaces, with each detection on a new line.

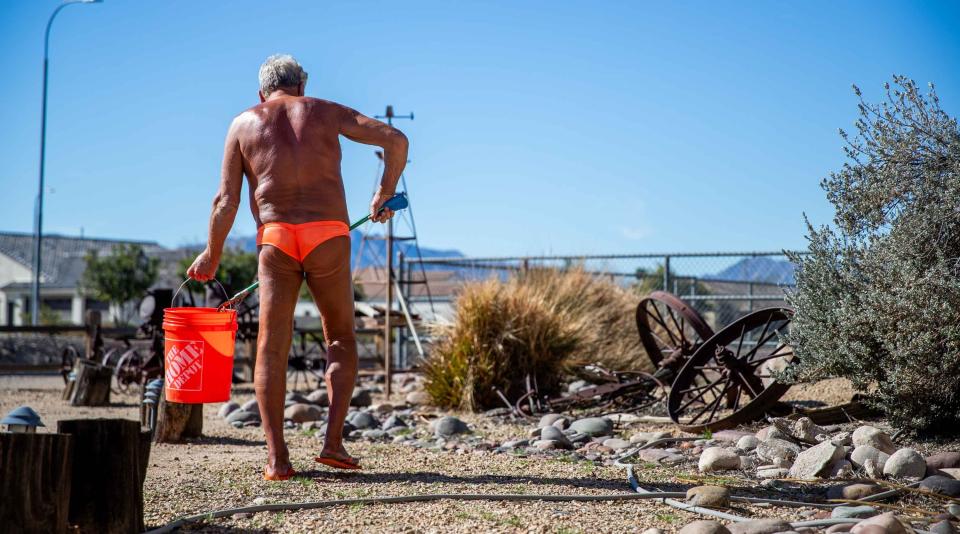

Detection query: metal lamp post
xmin=32 ymin=0 xmax=102 ymax=325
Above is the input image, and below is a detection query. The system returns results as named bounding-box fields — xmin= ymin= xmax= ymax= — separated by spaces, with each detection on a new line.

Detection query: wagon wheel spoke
xmin=689 ymin=378 xmax=736 ymax=424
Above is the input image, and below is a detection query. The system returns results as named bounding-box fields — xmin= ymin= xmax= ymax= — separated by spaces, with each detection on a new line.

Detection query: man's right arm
xmin=338 ymin=106 xmax=409 ymax=222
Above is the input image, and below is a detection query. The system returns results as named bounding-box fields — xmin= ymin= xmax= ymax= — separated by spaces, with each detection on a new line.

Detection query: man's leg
xmin=302 ymin=236 xmax=358 ymax=463
xmin=255 ymin=246 xmax=302 ymax=477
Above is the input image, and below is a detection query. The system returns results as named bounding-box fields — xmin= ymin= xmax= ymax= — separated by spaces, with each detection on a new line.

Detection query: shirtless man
xmin=187 ymin=55 xmax=408 ymax=479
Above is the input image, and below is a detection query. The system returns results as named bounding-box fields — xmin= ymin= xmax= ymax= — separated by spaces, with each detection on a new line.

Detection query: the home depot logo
xmin=165 ymin=339 xmax=204 ymax=391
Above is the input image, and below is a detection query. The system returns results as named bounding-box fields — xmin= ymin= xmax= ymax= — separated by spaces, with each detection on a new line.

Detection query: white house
xmin=0 ymin=232 xmax=167 ymax=326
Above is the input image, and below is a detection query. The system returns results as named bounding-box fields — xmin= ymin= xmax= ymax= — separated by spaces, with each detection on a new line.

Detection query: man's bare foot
xmin=316 ymin=443 xmax=361 ymax=470
xmin=264 ymin=461 xmax=296 ymax=481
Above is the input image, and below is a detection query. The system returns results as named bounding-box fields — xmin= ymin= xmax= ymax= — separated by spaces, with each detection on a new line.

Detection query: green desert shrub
xmin=424 ymin=268 xmax=645 ymax=411
xmin=785 ymin=76 xmax=960 ymax=434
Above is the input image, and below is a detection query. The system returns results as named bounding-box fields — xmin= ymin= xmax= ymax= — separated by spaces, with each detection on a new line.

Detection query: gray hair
xmin=258 ymin=54 xmax=308 ymax=96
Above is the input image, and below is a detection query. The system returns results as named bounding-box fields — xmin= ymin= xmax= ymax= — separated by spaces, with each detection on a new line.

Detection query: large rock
xmin=698 ymin=447 xmax=740 ymax=472
xmin=538 ymin=413 xmax=569 ymax=429
xmin=405 ymin=390 xmax=431 ymax=406
xmin=919 ymin=475 xmax=960 ymax=497
xmin=679 ymin=520 xmax=731 ymax=534
xmin=736 ymin=435 xmax=760 ymax=451
xmin=540 ymin=425 xmax=572 ymax=446
xmin=789 ymin=441 xmax=846 ymax=479
xmin=284 ymin=403 xmax=323 ymax=423
xmin=306 ymin=389 xmax=329 ymax=406
xmin=883 ymin=448 xmax=926 ymax=479
xmin=851 ymin=426 xmax=896 ymax=454
xmin=727 ymin=519 xmax=792 ymax=534
xmin=686 ymin=486 xmax=730 ymax=508
xmin=927 ymin=452 xmax=960 ymax=474
xmin=226 ymin=409 xmax=260 ymax=424
xmin=432 ymin=416 xmax=469 ymax=437
xmin=850 ymin=445 xmax=890 ymax=470
xmin=348 ymin=411 xmax=380 ymax=430
xmin=240 ymin=398 xmax=259 ymax=413
xmin=218 ymin=401 xmax=240 ymax=419
xmin=827 ymin=483 xmax=883 ymax=501
xmin=850 ymin=512 xmax=907 ymax=534
xmin=382 ymin=415 xmax=407 ymax=430
xmin=792 ymin=417 xmax=828 ymax=442
xmin=569 ymin=417 xmax=613 ymax=437
xmin=350 ymin=387 xmax=372 ymax=407
xmin=756 ymin=438 xmax=800 ymax=466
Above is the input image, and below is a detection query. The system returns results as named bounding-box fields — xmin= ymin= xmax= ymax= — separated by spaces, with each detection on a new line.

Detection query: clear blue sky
xmin=1 ymin=1 xmax=957 ymax=257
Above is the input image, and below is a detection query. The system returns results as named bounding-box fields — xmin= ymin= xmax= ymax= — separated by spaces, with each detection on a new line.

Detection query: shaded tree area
xmin=82 ymin=244 xmax=159 ymax=325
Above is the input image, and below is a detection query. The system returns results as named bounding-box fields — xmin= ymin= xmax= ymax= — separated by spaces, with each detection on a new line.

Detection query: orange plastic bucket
xmin=162 ymin=307 xmax=238 ymax=403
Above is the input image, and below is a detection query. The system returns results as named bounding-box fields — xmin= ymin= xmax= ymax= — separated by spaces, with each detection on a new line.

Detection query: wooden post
xmin=84 ymin=309 xmax=102 ymax=359
xmin=0 ymin=432 xmax=74 ymax=534
xmin=57 ymin=419 xmax=151 ymax=534
xmin=69 ymin=359 xmax=112 ymax=406
xmin=153 ymin=389 xmax=203 ymax=443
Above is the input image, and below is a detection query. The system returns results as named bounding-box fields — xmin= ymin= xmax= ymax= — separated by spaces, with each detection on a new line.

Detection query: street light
xmin=32 ymin=0 xmax=102 ymax=325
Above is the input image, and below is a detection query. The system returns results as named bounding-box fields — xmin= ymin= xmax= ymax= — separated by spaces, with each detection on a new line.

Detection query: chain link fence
xmin=401 ymin=251 xmax=803 ymax=332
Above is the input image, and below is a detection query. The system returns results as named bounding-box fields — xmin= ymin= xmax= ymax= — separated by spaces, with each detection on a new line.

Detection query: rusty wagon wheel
xmin=667 ymin=307 xmax=795 ymax=433
xmin=636 ymin=291 xmax=715 ymax=372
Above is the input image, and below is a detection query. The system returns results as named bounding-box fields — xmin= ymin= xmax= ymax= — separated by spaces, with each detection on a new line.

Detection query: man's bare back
xmin=188 ymin=55 xmax=408 ymax=479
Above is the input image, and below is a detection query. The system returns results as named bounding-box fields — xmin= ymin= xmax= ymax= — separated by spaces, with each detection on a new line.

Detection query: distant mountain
xmin=711 ymin=256 xmax=796 ymax=285
xmin=224 ymin=230 xmax=463 ymax=269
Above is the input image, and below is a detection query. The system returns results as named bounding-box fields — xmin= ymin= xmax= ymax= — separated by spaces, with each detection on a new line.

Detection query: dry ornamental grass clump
xmin=424 ymin=268 xmax=646 ymax=411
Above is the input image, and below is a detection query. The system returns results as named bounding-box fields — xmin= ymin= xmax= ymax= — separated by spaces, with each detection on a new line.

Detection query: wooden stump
xmin=0 ymin=432 xmax=74 ymax=534
xmin=57 ymin=419 xmax=151 ymax=534
xmin=68 ymin=359 xmax=113 ymax=406
xmin=153 ymin=390 xmax=203 ymax=443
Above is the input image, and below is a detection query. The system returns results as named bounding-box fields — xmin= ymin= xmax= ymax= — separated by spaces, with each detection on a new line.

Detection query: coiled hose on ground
xmin=144 ymin=437 xmax=933 ymax=534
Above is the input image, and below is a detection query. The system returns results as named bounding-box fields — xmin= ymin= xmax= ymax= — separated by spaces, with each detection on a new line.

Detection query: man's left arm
xmin=187 ymin=119 xmax=244 ymax=282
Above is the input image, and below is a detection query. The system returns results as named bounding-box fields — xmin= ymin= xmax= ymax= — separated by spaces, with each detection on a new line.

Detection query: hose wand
xmin=216 ymin=192 xmax=409 ymax=311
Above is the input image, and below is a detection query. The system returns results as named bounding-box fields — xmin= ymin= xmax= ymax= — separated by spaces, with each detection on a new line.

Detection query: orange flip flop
xmin=264 ymin=465 xmax=297 ymax=481
xmin=315 ymin=455 xmax=362 ymax=471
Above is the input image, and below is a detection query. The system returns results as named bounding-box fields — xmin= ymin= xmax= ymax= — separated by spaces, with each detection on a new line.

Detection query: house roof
xmin=0 ymin=231 xmax=165 ymax=290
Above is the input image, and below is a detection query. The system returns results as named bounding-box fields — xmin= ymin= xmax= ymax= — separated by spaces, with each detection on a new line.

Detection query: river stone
xmin=686 ymin=485 xmax=730 ymax=508
xmin=931 ymin=520 xmax=958 ymax=534
xmin=792 ymin=417 xmax=828 ymax=442
xmin=850 ymin=445 xmax=890 ymax=470
xmin=306 ymin=389 xmax=329 ymax=406
xmin=699 ymin=447 xmax=740 ymax=472
xmin=737 ymin=435 xmax=760 ymax=451
xmin=218 ymin=401 xmax=240 ymax=418
xmin=756 ymin=425 xmax=791 ymax=442
xmin=713 ymin=430 xmax=752 ymax=443
xmin=940 ymin=468 xmax=960 ymax=480
xmin=852 ymin=426 xmax=896 ymax=454
xmin=362 ymin=429 xmax=388 ymax=440
xmin=756 ymin=467 xmax=788 ymax=479
xmin=756 ymin=438 xmax=800 ymax=465
xmin=350 ymin=387 xmax=372 ymax=407
xmin=727 ymin=519 xmax=792 ymax=534
xmin=831 ymin=505 xmax=877 ymax=519
xmin=538 ymin=413 xmax=568 ymax=428
xmin=284 ymin=403 xmax=323 ymax=423
xmin=540 ymin=425 xmax=571 ymax=445
xmin=789 ymin=441 xmax=846 ymax=479
xmin=920 ymin=475 xmax=960 ymax=497
xmin=569 ymin=417 xmax=613 ymax=437
xmin=602 ymin=438 xmax=630 ymax=451
xmin=927 ymin=452 xmax=960 ymax=473
xmin=827 ymin=483 xmax=882 ymax=501
xmin=642 ymin=529 xmax=666 ymax=534
xmin=285 ymin=391 xmax=309 ymax=404
xmin=825 ymin=525 xmax=855 ymax=534
xmin=850 ymin=512 xmax=907 ymax=534
xmin=240 ymin=399 xmax=259 ymax=413
xmin=883 ymin=448 xmax=926 ymax=479
xmin=382 ymin=415 xmax=407 ymax=430
xmin=405 ymin=390 xmax=431 ymax=406
xmin=502 ymin=439 xmax=529 ymax=448
xmin=433 ymin=416 xmax=469 ymax=437
xmin=534 ymin=439 xmax=570 ymax=451
xmin=679 ymin=520 xmax=731 ymax=534
xmin=226 ymin=409 xmax=260 ymax=424
xmin=349 ymin=411 xmax=380 ymax=430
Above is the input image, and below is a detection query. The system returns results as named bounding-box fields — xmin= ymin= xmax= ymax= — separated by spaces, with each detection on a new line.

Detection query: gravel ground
xmin=1 ymin=375 xmax=956 ymax=533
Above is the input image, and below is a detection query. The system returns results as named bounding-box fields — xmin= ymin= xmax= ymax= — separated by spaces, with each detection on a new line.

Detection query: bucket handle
xmin=173 ymin=278 xmax=229 ymax=309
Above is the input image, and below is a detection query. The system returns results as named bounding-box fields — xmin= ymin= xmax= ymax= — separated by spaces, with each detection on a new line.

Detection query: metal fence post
xmin=663 ymin=255 xmax=671 ymax=292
